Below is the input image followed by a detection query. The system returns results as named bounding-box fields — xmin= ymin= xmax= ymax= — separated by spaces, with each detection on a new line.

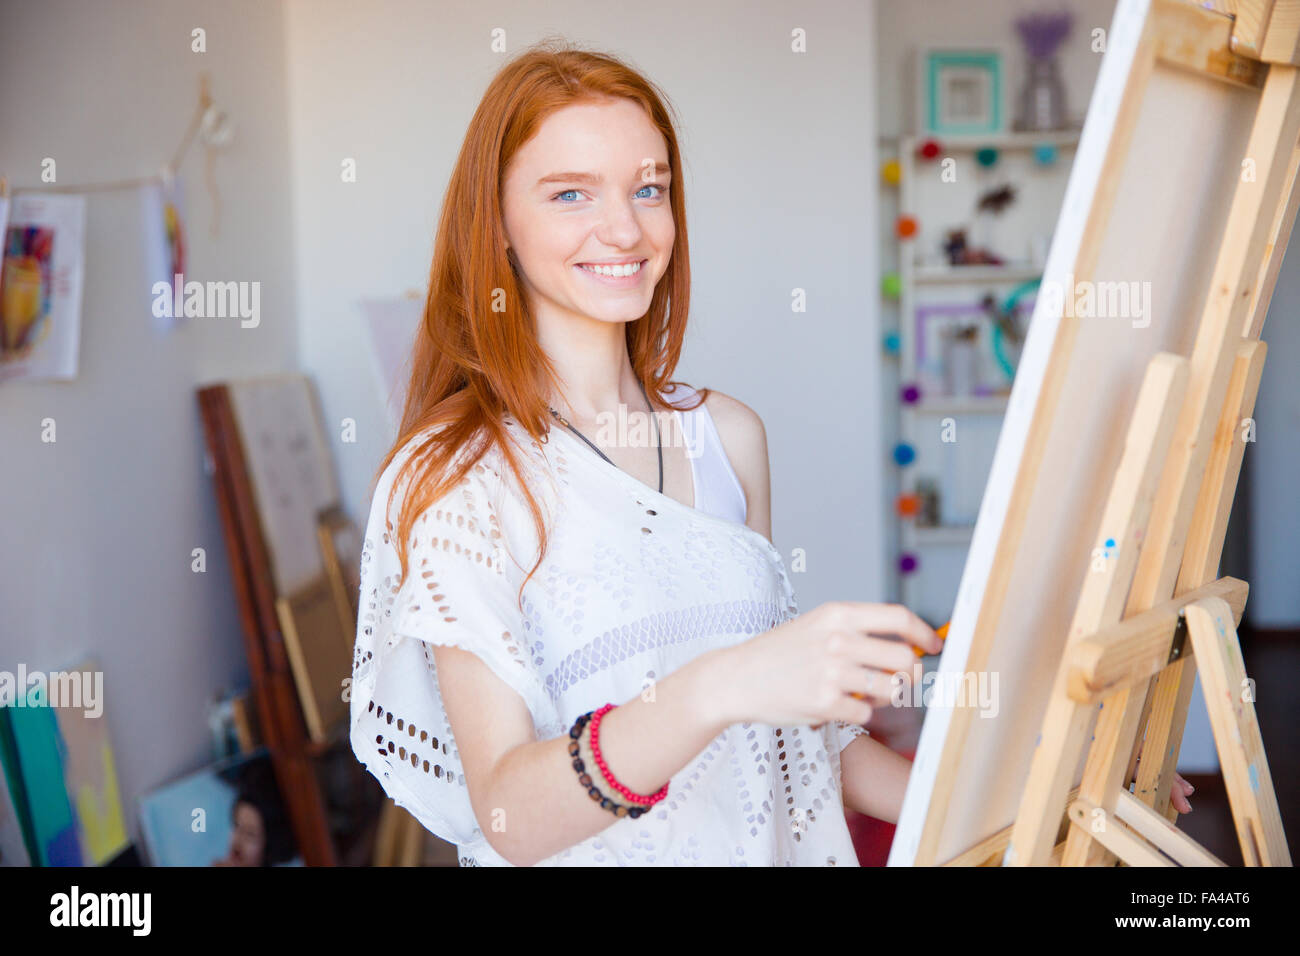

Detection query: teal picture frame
xmin=921 ymin=49 xmax=1005 ymax=137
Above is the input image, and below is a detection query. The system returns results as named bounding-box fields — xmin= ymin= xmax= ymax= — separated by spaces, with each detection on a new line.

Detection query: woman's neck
xmin=536 ymin=310 xmax=651 ymax=424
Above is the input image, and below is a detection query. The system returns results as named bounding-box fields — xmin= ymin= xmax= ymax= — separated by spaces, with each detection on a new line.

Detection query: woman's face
xmin=228 ymin=801 xmax=267 ymax=866
xmin=501 ymin=97 xmax=674 ymax=326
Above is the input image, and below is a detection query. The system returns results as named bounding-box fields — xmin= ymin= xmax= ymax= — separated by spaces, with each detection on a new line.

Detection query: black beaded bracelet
xmin=568 ymin=710 xmax=646 ymax=819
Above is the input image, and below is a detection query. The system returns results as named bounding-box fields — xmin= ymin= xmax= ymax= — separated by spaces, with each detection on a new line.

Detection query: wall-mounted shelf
xmin=908 ymin=396 xmax=1010 ymax=415
xmin=879 ymin=130 xmax=1082 ymax=150
xmin=907 ymin=524 xmax=976 ymax=545
xmin=914 ymin=263 xmax=1044 ymax=284
xmin=889 ymin=131 xmax=1076 ymax=620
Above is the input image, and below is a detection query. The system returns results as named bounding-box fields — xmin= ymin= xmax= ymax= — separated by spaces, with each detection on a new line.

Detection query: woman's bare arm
xmin=838 ymin=733 xmax=913 ymax=824
xmin=434 ymin=642 xmax=735 ymax=866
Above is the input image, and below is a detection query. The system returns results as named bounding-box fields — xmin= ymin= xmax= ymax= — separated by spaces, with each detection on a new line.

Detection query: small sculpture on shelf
xmin=982 ymin=280 xmax=1038 ymax=385
xmin=914 ymin=478 xmax=941 ymax=528
xmin=977 ymin=183 xmax=1017 ymax=214
xmin=942 ymin=185 xmax=1017 ymax=266
xmin=943 ymin=228 xmax=1004 ymax=266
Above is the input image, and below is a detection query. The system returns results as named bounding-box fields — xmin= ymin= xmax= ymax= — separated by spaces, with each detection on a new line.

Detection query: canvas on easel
xmin=890 ymin=0 xmax=1298 ymax=866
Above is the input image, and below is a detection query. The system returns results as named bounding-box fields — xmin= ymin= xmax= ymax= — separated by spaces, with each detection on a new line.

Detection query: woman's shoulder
xmin=693 ymin=389 xmax=768 ymax=477
xmin=690 ymin=387 xmax=772 ymax=539
xmin=368 ymin=420 xmax=554 ymax=562
xmin=664 ymin=381 xmax=765 ymax=435
xmin=373 ymin=422 xmax=527 ymax=520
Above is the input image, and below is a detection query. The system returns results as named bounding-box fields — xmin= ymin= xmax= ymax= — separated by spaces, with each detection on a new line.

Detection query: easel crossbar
xmin=1066 ymin=577 xmax=1248 ymax=703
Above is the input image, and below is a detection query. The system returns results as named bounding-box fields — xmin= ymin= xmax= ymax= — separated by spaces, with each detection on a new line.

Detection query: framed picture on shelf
xmin=916 ymin=48 xmax=1008 ymax=138
xmin=913 ymin=298 xmax=1033 ymax=399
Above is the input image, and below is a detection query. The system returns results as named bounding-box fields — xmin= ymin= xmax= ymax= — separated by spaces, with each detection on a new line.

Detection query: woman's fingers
xmin=842 ymin=633 xmax=922 ymax=676
xmin=835 ymin=602 xmax=943 ymax=656
xmin=828 ymin=693 xmax=874 ymax=726
xmin=844 ymin=667 xmax=897 ymax=706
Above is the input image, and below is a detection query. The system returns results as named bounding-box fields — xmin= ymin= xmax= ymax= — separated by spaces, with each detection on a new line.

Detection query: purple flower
xmin=1015 ymin=11 xmax=1073 ymax=59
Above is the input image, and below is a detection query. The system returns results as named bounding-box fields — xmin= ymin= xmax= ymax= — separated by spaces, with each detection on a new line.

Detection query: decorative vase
xmin=1016 ymin=55 xmax=1068 ymax=132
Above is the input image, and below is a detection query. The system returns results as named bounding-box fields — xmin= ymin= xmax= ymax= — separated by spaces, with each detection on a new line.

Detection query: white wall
xmin=285 ymin=0 xmax=886 ymax=614
xmin=0 ymin=0 xmax=297 ymax=850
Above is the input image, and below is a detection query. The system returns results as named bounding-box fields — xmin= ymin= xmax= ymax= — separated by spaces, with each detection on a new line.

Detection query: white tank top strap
xmin=662 ymin=382 xmax=748 ymax=527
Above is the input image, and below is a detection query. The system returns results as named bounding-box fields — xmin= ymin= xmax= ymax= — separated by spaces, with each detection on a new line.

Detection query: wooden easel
xmin=999 ymin=0 xmax=1300 ymax=867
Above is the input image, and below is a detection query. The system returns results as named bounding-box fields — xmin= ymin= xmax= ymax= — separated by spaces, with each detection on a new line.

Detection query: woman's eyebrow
xmin=534 ymin=164 xmax=672 ymax=188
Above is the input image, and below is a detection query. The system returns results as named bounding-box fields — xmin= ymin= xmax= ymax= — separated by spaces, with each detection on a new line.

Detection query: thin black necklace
xmin=548 ymin=380 xmax=663 ymax=493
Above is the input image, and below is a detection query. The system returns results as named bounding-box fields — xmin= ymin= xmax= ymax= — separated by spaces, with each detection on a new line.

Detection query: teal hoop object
xmin=991 ymin=277 xmax=1040 ymax=383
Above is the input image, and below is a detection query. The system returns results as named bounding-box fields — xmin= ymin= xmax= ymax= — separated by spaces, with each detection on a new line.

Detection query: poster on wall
xmin=141 ymin=176 xmax=187 ymax=334
xmin=0 ymin=193 xmax=86 ymax=382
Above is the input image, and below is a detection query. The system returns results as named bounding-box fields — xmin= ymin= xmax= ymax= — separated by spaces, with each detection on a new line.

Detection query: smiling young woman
xmin=348 ymin=40 xmax=942 ymax=868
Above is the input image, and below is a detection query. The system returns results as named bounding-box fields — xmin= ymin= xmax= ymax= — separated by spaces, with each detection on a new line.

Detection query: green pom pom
xmin=976 ymin=147 xmax=999 ymax=167
xmin=881 ymin=272 xmax=902 ymax=299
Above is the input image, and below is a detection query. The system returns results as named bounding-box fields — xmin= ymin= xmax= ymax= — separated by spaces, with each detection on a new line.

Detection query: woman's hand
xmin=714 ymin=602 xmax=943 ymax=728
xmin=1170 ymin=772 xmax=1194 ymax=813
xmin=1133 ymin=743 xmax=1195 ymax=813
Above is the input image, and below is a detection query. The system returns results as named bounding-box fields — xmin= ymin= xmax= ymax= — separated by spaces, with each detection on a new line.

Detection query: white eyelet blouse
xmin=349 ymin=406 xmax=868 ymax=866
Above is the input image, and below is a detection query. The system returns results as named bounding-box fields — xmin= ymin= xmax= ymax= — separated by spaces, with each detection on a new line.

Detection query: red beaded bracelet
xmin=588 ymin=703 xmax=670 ymax=807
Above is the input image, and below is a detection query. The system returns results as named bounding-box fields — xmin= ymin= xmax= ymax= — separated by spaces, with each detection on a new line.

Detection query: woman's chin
xmin=576 ymin=298 xmax=654 ymax=324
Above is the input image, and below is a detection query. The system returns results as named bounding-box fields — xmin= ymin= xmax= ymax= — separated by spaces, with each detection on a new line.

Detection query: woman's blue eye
xmin=554 ymin=185 xmax=664 ymax=202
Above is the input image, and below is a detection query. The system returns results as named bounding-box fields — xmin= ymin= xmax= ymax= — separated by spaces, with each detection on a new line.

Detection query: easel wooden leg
xmin=1005 ymin=355 xmax=1188 ymax=866
xmin=1136 ymin=340 xmax=1268 ymax=819
xmin=1183 ymin=597 xmax=1291 ymax=865
xmin=1063 ymin=342 xmax=1268 ymax=863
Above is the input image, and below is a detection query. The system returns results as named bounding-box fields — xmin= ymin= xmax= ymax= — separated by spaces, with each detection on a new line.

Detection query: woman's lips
xmin=575 ymin=258 xmax=647 ymax=286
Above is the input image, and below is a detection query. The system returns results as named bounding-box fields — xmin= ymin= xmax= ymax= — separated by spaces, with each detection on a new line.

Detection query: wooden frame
xmin=917 ymin=46 xmax=1010 ymax=139
xmin=197 ymin=380 xmax=339 ymax=866
xmin=316 ymin=504 xmax=362 ymax=653
xmin=275 ymin=572 xmax=352 ymax=745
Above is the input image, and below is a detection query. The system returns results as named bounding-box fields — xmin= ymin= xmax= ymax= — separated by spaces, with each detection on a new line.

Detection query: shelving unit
xmin=890 ymin=130 xmax=1079 ymax=621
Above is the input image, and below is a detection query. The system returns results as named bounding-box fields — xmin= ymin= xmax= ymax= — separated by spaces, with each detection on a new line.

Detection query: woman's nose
xmin=596 ymin=197 xmax=643 ymax=247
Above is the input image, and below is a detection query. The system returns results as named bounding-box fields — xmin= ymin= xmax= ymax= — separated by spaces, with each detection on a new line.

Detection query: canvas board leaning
xmin=889 ymin=0 xmax=1296 ymax=866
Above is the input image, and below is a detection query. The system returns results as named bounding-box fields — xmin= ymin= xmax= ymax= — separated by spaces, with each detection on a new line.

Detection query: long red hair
xmin=375 ymin=40 xmax=706 ymax=607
